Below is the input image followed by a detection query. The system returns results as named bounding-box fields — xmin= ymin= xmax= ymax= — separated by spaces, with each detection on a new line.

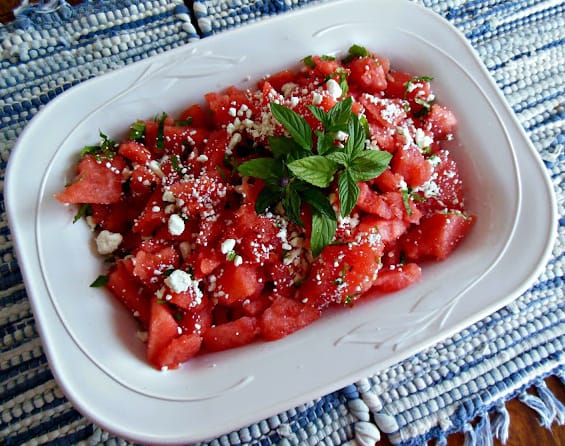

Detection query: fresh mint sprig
xmin=237 ymin=98 xmax=391 ymax=257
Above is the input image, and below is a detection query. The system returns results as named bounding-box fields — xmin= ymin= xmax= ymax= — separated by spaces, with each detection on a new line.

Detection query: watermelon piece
xmin=55 ymin=154 xmax=126 ymax=204
xmin=202 ymin=316 xmax=260 ymax=352
xmin=401 ymin=212 xmax=475 ymax=261
xmin=146 ymin=297 xmax=180 ymax=368
xmin=259 ymin=296 xmax=321 ymax=341
xmin=348 ymin=56 xmax=387 ymax=93
xmin=106 ymin=258 xmax=150 ymax=326
xmin=155 ymin=333 xmax=202 ymax=370
xmin=214 ymin=262 xmax=265 ymax=305
xmin=373 ymin=263 xmax=422 ymax=292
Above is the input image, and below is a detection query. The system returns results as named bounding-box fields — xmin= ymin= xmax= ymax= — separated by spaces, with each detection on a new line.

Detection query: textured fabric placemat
xmin=1 ymin=0 xmax=564 ymax=445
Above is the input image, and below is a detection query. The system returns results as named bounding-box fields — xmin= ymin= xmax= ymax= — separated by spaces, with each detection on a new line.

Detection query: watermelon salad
xmin=55 ymin=45 xmax=475 ymax=371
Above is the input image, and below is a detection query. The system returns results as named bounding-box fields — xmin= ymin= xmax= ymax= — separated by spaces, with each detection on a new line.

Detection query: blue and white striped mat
xmin=1 ymin=1 xmax=563 ymax=445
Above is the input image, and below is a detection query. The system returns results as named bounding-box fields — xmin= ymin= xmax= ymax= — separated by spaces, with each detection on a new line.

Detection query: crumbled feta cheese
xmin=168 ymin=214 xmax=185 ymax=236
xmin=164 ymin=269 xmax=193 ymax=293
xmin=312 ymin=91 xmax=323 ymax=105
xmin=326 ymin=79 xmax=342 ymax=99
xmin=281 ymin=82 xmax=297 ymax=97
xmin=95 ymin=230 xmax=123 ymax=255
xmin=335 ymin=130 xmax=348 ymax=141
xmin=221 ymin=238 xmax=237 ymax=254
xmin=162 ymin=190 xmax=175 ymax=202
xmin=197 ymin=154 xmax=209 ymax=162
xmin=414 ymin=128 xmax=433 ymax=149
xmin=148 ymin=160 xmax=164 ymax=178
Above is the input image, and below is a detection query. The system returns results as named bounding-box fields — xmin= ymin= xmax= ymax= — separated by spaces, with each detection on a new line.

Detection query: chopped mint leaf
xmin=73 ymin=203 xmax=91 ymax=224
xmin=342 ymin=44 xmax=370 ymax=63
xmin=129 ymin=121 xmax=146 ymax=141
xmin=174 ymin=117 xmax=193 ymax=126
xmin=90 ymin=275 xmax=109 ymax=288
xmin=80 ymin=131 xmax=117 ymax=159
xmin=156 ymin=112 xmax=167 ymax=150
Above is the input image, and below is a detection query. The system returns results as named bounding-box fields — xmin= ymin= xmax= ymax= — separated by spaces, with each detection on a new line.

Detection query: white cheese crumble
xmin=95 ymin=230 xmax=123 ymax=255
xmin=326 ymin=79 xmax=342 ymax=99
xmin=148 ymin=160 xmax=164 ymax=178
xmin=312 ymin=91 xmax=323 ymax=105
xmin=164 ymin=269 xmax=193 ymax=293
xmin=162 ymin=190 xmax=175 ymax=202
xmin=168 ymin=214 xmax=185 ymax=236
xmin=221 ymin=238 xmax=237 ymax=254
xmin=414 ymin=128 xmax=433 ymax=150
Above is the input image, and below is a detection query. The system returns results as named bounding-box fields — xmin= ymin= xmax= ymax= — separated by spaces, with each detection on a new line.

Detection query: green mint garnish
xmin=270 ymin=102 xmax=313 ymax=151
xmin=80 ymin=131 xmax=117 ymax=160
xmin=342 ymin=44 xmax=370 ymax=64
xmin=173 ymin=117 xmax=193 ymax=126
xmin=404 ymin=76 xmax=434 ymax=116
xmin=303 ymin=55 xmax=316 ymax=68
xmin=404 ymin=76 xmax=434 ymax=97
xmin=90 ymin=275 xmax=109 ymax=288
xmin=129 ymin=121 xmax=146 ymax=141
xmin=73 ymin=203 xmax=91 ymax=223
xmin=237 ymin=97 xmax=391 ymax=257
xmin=401 ymin=189 xmax=413 ymax=216
xmin=156 ymin=112 xmax=167 ymax=150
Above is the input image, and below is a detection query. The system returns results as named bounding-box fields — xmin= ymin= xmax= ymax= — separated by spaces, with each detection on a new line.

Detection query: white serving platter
xmin=5 ymin=0 xmax=557 ymax=443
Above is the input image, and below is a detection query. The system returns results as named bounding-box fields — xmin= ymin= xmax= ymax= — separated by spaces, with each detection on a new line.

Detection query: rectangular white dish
xmin=5 ymin=0 xmax=557 ymax=443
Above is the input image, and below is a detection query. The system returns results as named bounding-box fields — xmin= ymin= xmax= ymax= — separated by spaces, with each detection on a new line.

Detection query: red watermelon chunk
xmin=260 ymin=296 xmax=321 ymax=341
xmin=202 ymin=316 xmax=260 ymax=352
xmin=55 ymin=154 xmax=126 ymax=204
xmin=373 ymin=263 xmax=422 ymax=293
xmin=401 ymin=212 xmax=475 ymax=261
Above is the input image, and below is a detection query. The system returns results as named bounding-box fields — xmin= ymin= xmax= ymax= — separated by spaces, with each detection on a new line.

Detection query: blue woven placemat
xmin=1 ymin=0 xmax=564 ymax=445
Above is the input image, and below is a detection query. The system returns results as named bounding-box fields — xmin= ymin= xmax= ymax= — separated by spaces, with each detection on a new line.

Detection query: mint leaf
xmin=270 ymin=102 xmax=313 ymax=151
xmin=342 ymin=44 xmax=369 ymax=63
xmin=73 ymin=203 xmax=91 ymax=223
xmin=90 ymin=275 xmax=109 ymax=288
xmin=287 ymin=156 xmax=337 ymax=188
xmin=174 ymin=117 xmax=193 ymax=126
xmin=303 ymin=55 xmax=316 ymax=68
xmin=326 ymin=96 xmax=353 ymax=132
xmin=349 ymin=150 xmax=392 ymax=182
xmin=310 ymin=210 xmax=337 ymax=258
xmin=401 ymin=189 xmax=413 ymax=216
xmin=268 ymin=135 xmax=309 ymax=161
xmin=283 ymin=185 xmax=302 ymax=225
xmin=315 ymin=131 xmax=337 ymax=156
xmin=348 ymin=44 xmax=369 ymax=58
xmin=325 ymin=151 xmax=348 ymax=166
xmin=255 ymin=185 xmax=281 ymax=214
xmin=301 ymin=187 xmax=336 ymax=220
xmin=80 ymin=131 xmax=117 ymax=159
xmin=156 ymin=112 xmax=167 ymax=150
xmin=237 ymin=157 xmax=283 ymax=184
xmin=129 ymin=121 xmax=146 ymax=141
xmin=344 ymin=115 xmax=366 ymax=156
xmin=308 ymin=106 xmax=329 ymax=127
xmin=337 ymin=169 xmax=360 ymax=217
xmin=308 ymin=96 xmax=352 ymax=132
xmin=404 ymin=76 xmax=434 ymax=98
